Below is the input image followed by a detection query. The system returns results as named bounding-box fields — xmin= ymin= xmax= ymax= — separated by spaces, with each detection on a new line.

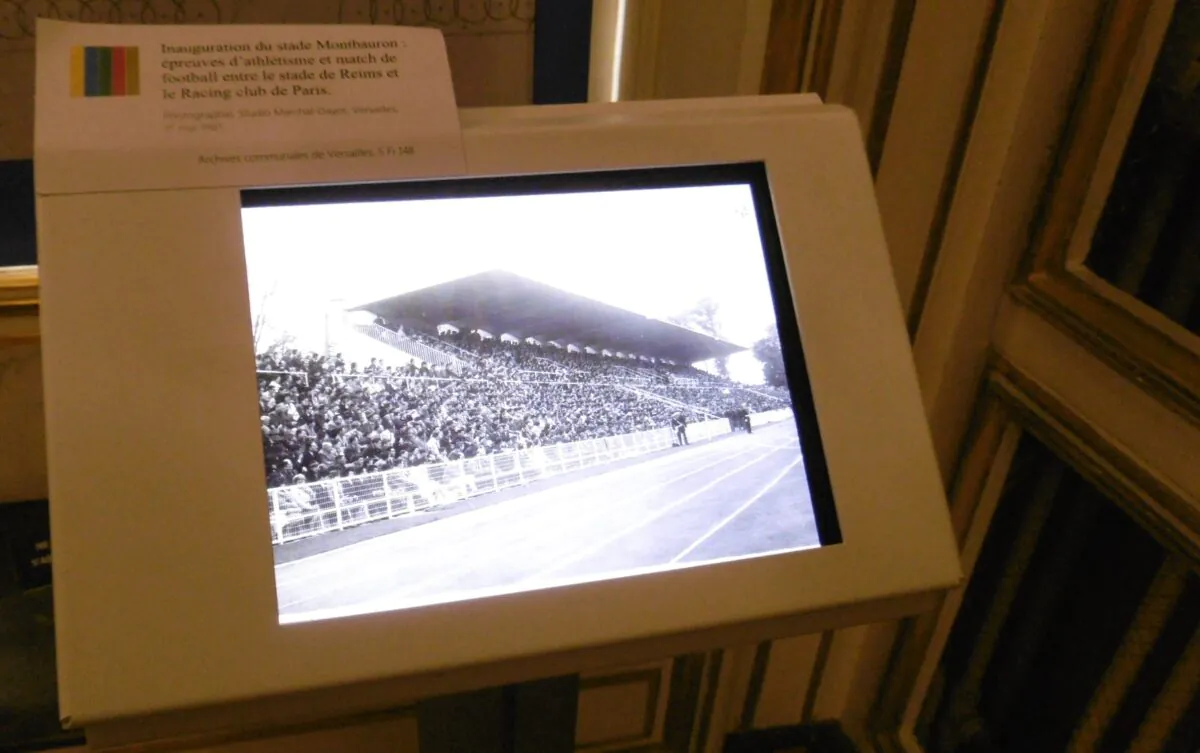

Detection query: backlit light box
xmin=36 ymin=95 xmax=961 ymax=734
xmin=246 ymin=164 xmax=836 ymax=626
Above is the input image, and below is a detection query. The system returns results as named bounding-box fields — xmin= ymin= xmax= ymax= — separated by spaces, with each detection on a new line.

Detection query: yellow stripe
xmin=125 ymin=47 xmax=140 ymax=96
xmin=69 ymin=46 xmax=84 ymax=97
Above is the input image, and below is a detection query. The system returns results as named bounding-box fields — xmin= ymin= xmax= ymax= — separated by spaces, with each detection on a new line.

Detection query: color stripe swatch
xmin=70 ymin=46 xmax=140 ymax=97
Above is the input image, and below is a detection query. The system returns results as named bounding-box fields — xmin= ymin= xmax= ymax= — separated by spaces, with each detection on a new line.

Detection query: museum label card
xmin=34 ymin=19 xmax=466 ymax=195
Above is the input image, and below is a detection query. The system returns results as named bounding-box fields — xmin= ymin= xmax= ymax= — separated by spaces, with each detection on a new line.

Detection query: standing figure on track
xmin=671 ymin=411 xmax=689 ymax=446
xmin=725 ymin=408 xmax=737 ymax=433
xmin=739 ymin=406 xmax=753 ymax=434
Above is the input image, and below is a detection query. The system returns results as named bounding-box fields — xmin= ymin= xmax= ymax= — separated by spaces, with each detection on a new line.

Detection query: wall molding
xmin=1020 ymin=0 xmax=1166 ymax=276
xmin=863 ymin=347 xmax=1200 ymax=749
xmin=613 ymin=0 xmax=771 ymax=102
xmin=576 ymin=664 xmax=667 ymax=750
xmin=1014 ymin=273 xmax=1200 ymax=429
xmin=93 ymin=706 xmax=420 ymax=753
xmin=821 ymin=0 xmax=895 ymax=141
xmin=722 ymin=721 xmax=860 ymax=752
xmin=861 ymin=320 xmax=1200 ymax=747
xmin=1010 ymin=0 xmax=1200 ymax=429
xmin=760 ymin=0 xmax=819 ymax=94
xmin=908 ymin=0 xmax=1107 ymax=482
xmin=872 ymin=0 xmax=1005 ymax=320
xmin=987 ymin=355 xmax=1200 ymax=565
xmin=896 ymin=0 xmax=1005 ymax=333
xmin=806 ymin=0 xmax=844 ymax=100
xmin=863 ymin=392 xmax=1017 ymax=745
xmin=881 ymin=355 xmax=1200 ymax=752
xmin=759 ymin=0 xmax=855 ymax=99
xmin=784 ymin=0 xmax=1087 ymax=740
xmin=0 ymin=264 xmax=37 ymax=316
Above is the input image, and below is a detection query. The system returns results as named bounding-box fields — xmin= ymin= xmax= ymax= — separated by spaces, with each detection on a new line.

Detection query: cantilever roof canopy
xmin=352 ymin=269 xmax=746 ymax=364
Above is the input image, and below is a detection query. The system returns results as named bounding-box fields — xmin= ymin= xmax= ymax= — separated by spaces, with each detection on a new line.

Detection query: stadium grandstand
xmin=257 ymin=270 xmax=794 ymax=547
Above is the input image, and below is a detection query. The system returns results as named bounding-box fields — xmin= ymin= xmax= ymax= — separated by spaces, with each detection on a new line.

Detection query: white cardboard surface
xmin=34 ymin=19 xmax=466 ymax=194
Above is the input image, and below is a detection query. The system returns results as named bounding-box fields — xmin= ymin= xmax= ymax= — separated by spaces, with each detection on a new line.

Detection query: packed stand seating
xmin=256 ymin=331 xmax=792 ymax=487
xmin=638 ymin=384 xmax=782 ymax=415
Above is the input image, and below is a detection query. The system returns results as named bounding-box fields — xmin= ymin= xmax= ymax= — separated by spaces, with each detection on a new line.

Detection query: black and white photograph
xmin=242 ymin=178 xmax=822 ymax=625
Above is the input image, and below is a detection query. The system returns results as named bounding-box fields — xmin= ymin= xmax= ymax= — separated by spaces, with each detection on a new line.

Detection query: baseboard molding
xmin=866 ymin=727 xmax=923 ymax=753
xmin=837 ymin=722 xmax=881 ymax=753
xmin=722 ymin=721 xmax=860 ymax=752
xmin=827 ymin=722 xmax=924 ymax=753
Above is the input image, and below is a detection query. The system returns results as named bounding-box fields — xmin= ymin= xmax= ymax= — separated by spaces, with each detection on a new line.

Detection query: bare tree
xmin=667 ymin=297 xmax=720 ymax=334
xmin=250 ymin=279 xmax=289 ymax=353
xmin=668 ymin=297 xmax=729 ymax=377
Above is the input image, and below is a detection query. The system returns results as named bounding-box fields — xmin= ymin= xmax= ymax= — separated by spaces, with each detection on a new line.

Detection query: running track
xmin=276 ymin=420 xmax=818 ymax=623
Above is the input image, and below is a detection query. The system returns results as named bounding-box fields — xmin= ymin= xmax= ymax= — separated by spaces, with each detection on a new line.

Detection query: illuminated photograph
xmin=240 ymin=177 xmax=822 ymax=624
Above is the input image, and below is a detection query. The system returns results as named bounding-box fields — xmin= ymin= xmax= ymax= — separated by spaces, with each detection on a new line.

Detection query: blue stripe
xmin=84 ymin=47 xmax=101 ymax=97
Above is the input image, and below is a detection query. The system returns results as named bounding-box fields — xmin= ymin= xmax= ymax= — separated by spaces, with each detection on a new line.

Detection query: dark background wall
xmin=0 ymin=160 xmax=35 ymax=268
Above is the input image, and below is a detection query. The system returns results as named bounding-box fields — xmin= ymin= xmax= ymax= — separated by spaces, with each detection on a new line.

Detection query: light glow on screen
xmin=242 ymin=177 xmax=824 ymax=625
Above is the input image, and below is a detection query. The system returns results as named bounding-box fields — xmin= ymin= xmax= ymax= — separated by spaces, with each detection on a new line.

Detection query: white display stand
xmin=34 ymin=19 xmax=959 ymax=748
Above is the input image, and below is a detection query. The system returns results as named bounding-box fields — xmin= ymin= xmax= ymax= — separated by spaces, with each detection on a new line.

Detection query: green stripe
xmin=96 ymin=47 xmax=113 ymax=96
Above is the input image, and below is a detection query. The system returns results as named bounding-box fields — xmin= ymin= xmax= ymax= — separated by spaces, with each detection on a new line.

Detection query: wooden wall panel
xmin=992 ymin=298 xmax=1200 ymax=555
xmin=750 ymin=634 xmax=822 ymax=728
xmin=0 ymin=338 xmax=45 ymax=503
xmin=0 ymin=274 xmax=44 ymax=503
xmin=652 ymin=0 xmax=748 ymax=99
xmin=576 ymin=660 xmax=670 ymax=750
xmin=910 ymin=0 xmax=1104 ymax=482
xmin=760 ymin=0 xmax=817 ymax=94
xmin=858 ymin=0 xmax=1200 ymax=746
xmin=873 ymin=0 xmax=1001 ymax=324
xmin=0 ymin=41 xmax=35 ymax=162
xmin=187 ymin=714 xmax=420 ymax=753
xmin=42 ymin=715 xmax=420 ymax=753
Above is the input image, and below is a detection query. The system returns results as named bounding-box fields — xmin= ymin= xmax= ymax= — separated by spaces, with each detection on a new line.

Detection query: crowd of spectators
xmin=257 ymin=329 xmax=791 ymax=488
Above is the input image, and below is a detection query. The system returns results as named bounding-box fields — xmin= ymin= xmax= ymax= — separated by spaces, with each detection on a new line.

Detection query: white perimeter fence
xmin=269 ymin=408 xmax=795 ymax=545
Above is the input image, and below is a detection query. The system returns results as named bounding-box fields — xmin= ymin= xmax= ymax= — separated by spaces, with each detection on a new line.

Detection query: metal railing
xmin=411 ymin=336 xmax=480 ymax=361
xmin=739 ymin=385 xmax=792 ymax=404
xmin=352 ymin=323 xmax=467 ymax=373
xmin=527 ymin=354 xmax=565 ymax=371
xmin=257 ymin=369 xmax=309 ymax=386
xmin=619 ymin=384 xmax=720 ymax=418
xmin=687 ymin=407 xmax=793 ymax=442
xmin=269 ymin=425 xmax=675 ymax=544
xmin=641 ymin=385 xmax=793 ymax=413
xmin=267 ymin=408 xmax=796 ymax=545
xmin=609 ymin=363 xmax=648 ymax=379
